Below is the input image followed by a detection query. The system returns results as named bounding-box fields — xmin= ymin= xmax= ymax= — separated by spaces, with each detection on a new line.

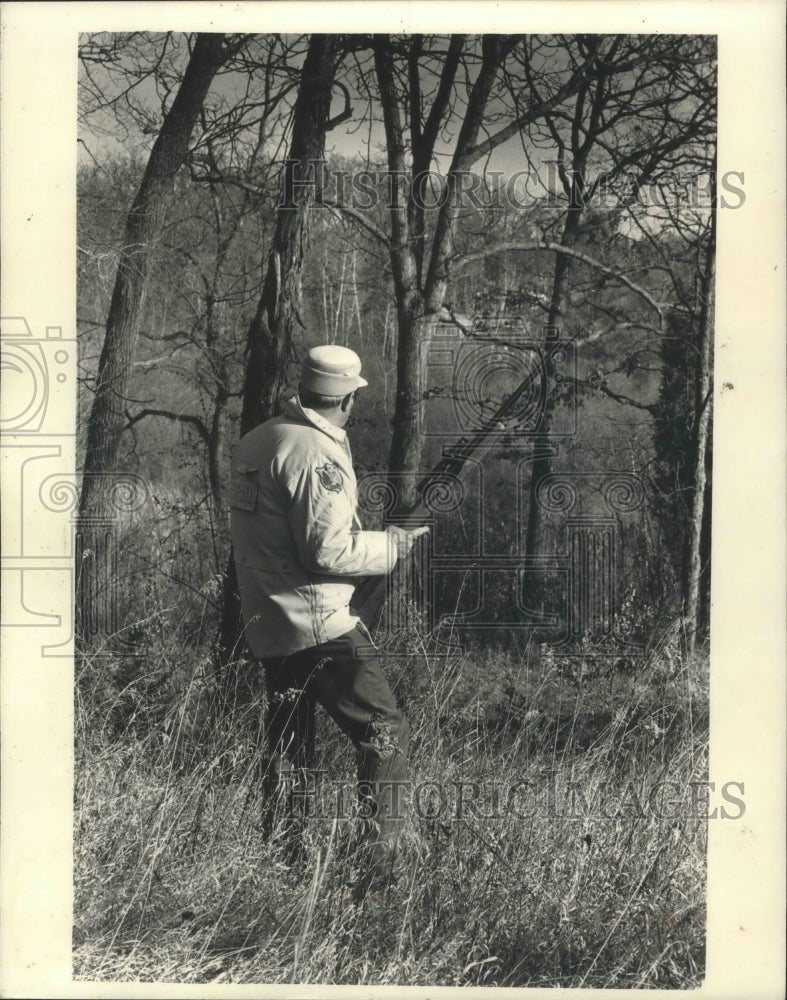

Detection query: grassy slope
xmin=74 ymin=621 xmax=708 ymax=987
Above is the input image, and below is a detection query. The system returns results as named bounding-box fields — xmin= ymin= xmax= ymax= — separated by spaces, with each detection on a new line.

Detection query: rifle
xmin=352 ymin=350 xmax=555 ymax=621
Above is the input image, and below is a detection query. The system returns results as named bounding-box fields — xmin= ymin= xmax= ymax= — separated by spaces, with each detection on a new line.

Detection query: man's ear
xmin=340 ymin=392 xmax=354 ymax=412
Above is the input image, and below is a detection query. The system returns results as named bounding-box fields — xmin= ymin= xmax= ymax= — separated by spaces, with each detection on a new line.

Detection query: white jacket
xmin=230 ymin=396 xmax=396 ymax=657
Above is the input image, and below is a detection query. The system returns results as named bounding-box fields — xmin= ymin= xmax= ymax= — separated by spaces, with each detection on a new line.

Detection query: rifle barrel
xmin=352 ymin=343 xmax=548 ymax=616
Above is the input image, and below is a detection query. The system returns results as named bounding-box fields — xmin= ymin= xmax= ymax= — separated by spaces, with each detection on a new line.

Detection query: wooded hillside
xmin=77 ymin=31 xmax=716 ymax=665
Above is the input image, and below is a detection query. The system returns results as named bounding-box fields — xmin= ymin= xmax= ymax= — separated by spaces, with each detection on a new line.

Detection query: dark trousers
xmin=262 ymin=626 xmax=409 ymax=885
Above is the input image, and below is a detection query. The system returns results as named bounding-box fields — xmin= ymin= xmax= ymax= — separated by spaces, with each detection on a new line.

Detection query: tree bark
xmin=683 ymin=204 xmax=715 ymax=652
xmin=387 ymin=302 xmax=428 ymax=511
xmin=522 ymin=205 xmax=583 ymax=609
xmin=379 ymin=34 xmax=604 ymax=509
xmin=76 ymin=34 xmax=229 ymax=639
xmin=205 ymin=288 xmax=230 ymax=564
xmin=238 ymin=34 xmax=344 ymax=434
xmin=79 ymin=33 xmax=228 ymax=522
xmin=378 ymin=35 xmax=505 ymax=510
xmin=217 ymin=33 xmax=344 ymax=671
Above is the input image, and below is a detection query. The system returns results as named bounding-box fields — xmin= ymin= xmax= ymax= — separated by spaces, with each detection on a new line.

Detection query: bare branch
xmin=417 ymin=34 xmax=465 ymax=167
xmin=452 ymin=241 xmax=665 ymax=321
xmin=562 ymin=376 xmax=658 ymax=413
xmin=124 ymin=407 xmax=211 ymax=442
xmin=462 ymin=47 xmax=599 ymax=166
xmin=316 ymin=198 xmax=391 ymax=248
xmin=326 ymin=80 xmax=353 ymax=130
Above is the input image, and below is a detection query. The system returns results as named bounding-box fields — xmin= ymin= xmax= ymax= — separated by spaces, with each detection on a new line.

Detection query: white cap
xmin=300 ymin=345 xmax=368 ymax=396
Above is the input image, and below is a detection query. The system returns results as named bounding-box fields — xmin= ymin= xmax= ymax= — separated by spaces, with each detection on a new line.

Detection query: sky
xmin=78 ymin=33 xmax=548 ymax=180
xmin=77 ymin=31 xmax=717 ymax=238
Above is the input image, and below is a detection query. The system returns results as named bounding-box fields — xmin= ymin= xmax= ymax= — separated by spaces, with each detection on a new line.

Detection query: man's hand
xmin=385 ymin=523 xmax=430 ymax=559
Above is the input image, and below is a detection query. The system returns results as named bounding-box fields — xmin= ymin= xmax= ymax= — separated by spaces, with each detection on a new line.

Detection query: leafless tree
xmin=217 ymin=33 xmax=351 ymax=670
xmin=510 ymin=34 xmax=716 ymax=609
xmin=79 ymin=33 xmax=247 ymax=525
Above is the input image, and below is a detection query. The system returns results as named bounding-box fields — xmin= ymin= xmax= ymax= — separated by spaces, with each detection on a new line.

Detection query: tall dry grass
xmin=74 ymin=607 xmax=708 ymax=987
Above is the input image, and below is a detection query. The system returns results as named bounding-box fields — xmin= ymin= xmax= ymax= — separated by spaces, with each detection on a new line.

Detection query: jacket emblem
xmin=230 ymin=477 xmax=258 ymax=511
xmin=316 ymin=461 xmax=344 ymax=493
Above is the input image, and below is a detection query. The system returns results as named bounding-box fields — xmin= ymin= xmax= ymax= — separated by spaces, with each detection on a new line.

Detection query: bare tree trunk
xmin=321 ymin=246 xmax=330 ymax=336
xmin=388 ymin=302 xmax=429 ymax=510
xmin=237 ymin=35 xmax=344 ymax=433
xmin=373 ymin=36 xmax=424 ymax=511
xmin=217 ymin=33 xmax=346 ymax=671
xmin=683 ymin=206 xmax=715 ymax=652
xmin=76 ymin=34 xmax=229 ymax=638
xmin=378 ymin=34 xmax=502 ymax=511
xmin=352 ymin=249 xmax=363 ymax=344
xmin=333 ymin=253 xmax=347 ymax=343
xmin=205 ymin=290 xmax=230 ymax=567
xmin=522 ymin=205 xmax=582 ymax=609
xmin=79 ymin=33 xmax=228 ymax=521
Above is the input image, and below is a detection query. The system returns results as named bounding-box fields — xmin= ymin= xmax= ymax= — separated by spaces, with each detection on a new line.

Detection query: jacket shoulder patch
xmin=230 ymin=477 xmax=258 ymax=511
xmin=315 ymin=461 xmax=344 ymax=493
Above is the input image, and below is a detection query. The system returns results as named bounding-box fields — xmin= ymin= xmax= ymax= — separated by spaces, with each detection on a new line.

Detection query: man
xmin=230 ymin=344 xmax=428 ymax=897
